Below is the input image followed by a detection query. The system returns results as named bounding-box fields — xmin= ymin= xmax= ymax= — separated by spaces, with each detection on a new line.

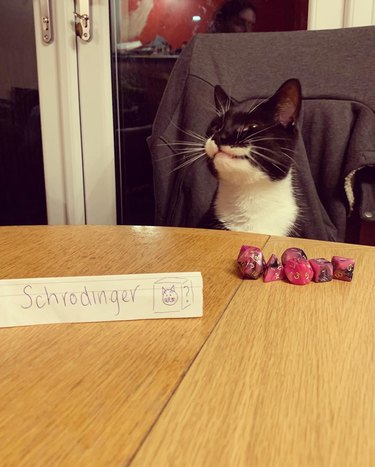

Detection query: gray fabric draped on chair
xmin=148 ymin=26 xmax=375 ymax=242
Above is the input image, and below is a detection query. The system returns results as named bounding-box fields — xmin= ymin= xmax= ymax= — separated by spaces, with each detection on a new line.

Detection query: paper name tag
xmin=0 ymin=272 xmax=203 ymax=328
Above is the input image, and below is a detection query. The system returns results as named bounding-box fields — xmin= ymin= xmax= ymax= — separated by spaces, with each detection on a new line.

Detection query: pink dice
xmin=281 ymin=247 xmax=308 ymax=265
xmin=332 ymin=256 xmax=355 ymax=281
xmin=263 ymin=254 xmax=284 ymax=282
xmin=309 ymin=258 xmax=333 ymax=282
xmin=237 ymin=245 xmax=265 ymax=279
xmin=284 ymin=257 xmax=314 ymax=285
xmin=236 ymin=245 xmax=355 ymax=285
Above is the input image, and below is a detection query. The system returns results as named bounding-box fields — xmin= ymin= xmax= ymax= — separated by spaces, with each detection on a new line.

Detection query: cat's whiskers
xmin=218 ymin=90 xmax=233 ymax=116
xmin=237 ymin=132 xmax=299 ymax=168
xmin=250 ymin=146 xmax=290 ymax=173
xmin=279 ymin=146 xmax=296 ymax=153
xmin=247 ymin=98 xmax=265 ymax=115
xmin=253 ymin=144 xmax=299 ymax=169
xmin=225 ymin=96 xmax=232 ymax=114
xmin=239 ymin=124 xmax=279 ymax=144
xmin=246 ymin=136 xmax=289 ymax=144
xmin=156 ymin=145 xmax=204 ymax=161
xmin=155 ymin=139 xmax=204 ymax=162
xmin=157 ymin=141 xmax=204 ymax=149
xmin=170 ymin=120 xmax=206 ymax=143
xmin=170 ymin=151 xmax=206 ymax=173
xmin=250 ymin=149 xmax=286 ymax=173
xmin=182 ymin=129 xmax=206 ymax=143
xmin=279 ymin=146 xmax=301 ymax=170
xmin=208 ymin=102 xmax=223 ymax=117
xmin=251 ymin=144 xmax=294 ymax=165
xmin=217 ymin=97 xmax=231 ymax=117
xmin=201 ymin=96 xmax=227 ymax=117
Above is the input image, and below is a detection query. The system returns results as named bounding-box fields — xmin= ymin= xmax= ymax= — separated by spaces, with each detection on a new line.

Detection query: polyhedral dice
xmin=263 ymin=254 xmax=284 ymax=282
xmin=309 ymin=258 xmax=333 ymax=283
xmin=237 ymin=245 xmax=265 ymax=280
xmin=284 ymin=257 xmax=314 ymax=285
xmin=281 ymin=247 xmax=308 ymax=266
xmin=332 ymin=256 xmax=355 ymax=282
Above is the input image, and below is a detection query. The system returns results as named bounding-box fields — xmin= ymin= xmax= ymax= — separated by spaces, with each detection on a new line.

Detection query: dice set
xmin=237 ymin=246 xmax=355 ymax=285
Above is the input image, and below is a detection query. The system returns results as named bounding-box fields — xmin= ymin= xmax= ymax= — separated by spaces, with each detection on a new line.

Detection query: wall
xmin=0 ymin=1 xmax=38 ymax=99
xmin=253 ymin=0 xmax=309 ymax=32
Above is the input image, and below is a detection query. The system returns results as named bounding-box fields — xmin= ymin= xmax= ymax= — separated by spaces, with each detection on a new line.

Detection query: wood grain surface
xmin=0 ymin=226 xmax=268 ymax=466
xmin=132 ymin=236 xmax=375 ymax=467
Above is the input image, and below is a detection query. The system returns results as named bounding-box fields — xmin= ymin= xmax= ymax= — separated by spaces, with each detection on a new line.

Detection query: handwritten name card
xmin=0 ymin=272 xmax=203 ymax=328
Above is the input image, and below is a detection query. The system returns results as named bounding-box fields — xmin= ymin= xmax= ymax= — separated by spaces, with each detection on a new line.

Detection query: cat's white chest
xmin=215 ymin=171 xmax=298 ymax=236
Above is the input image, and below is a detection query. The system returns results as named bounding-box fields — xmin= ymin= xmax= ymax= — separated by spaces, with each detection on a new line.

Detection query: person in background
xmin=208 ymin=0 xmax=257 ymax=33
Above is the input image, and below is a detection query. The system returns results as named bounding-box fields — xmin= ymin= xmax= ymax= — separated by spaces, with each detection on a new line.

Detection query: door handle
xmin=39 ymin=0 xmax=52 ymax=43
xmin=74 ymin=0 xmax=91 ymax=41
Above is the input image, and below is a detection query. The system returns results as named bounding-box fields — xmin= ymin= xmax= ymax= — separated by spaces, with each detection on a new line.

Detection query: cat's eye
xmin=211 ymin=117 xmax=225 ymax=132
xmin=241 ymin=123 xmax=259 ymax=132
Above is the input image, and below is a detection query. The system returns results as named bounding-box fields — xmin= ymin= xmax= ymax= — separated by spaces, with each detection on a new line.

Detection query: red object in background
xmin=129 ymin=0 xmax=218 ymax=50
xmin=127 ymin=0 xmax=308 ymax=51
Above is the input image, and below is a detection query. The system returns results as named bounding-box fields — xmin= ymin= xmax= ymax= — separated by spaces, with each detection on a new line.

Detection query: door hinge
xmin=40 ymin=0 xmax=52 ymax=43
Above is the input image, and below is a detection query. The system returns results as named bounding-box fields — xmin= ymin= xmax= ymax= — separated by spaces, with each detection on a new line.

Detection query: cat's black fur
xmin=199 ymin=78 xmax=302 ymax=235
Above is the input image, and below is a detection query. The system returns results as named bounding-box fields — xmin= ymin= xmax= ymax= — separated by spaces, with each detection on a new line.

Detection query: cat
xmin=199 ymin=78 xmax=302 ymax=236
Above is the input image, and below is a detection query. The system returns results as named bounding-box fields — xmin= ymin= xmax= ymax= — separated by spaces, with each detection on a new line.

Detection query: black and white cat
xmin=200 ymin=78 xmax=302 ymax=236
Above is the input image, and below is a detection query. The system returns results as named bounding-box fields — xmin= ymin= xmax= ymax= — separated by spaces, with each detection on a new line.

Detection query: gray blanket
xmin=149 ymin=26 xmax=375 ymax=241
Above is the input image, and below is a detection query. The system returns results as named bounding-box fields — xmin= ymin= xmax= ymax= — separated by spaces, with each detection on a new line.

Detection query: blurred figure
xmin=209 ymin=0 xmax=257 ymax=33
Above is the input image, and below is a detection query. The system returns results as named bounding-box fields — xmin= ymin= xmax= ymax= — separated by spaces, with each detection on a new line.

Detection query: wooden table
xmin=0 ymin=226 xmax=374 ymax=466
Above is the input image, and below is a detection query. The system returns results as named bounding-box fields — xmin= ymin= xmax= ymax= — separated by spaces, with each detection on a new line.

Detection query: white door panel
xmin=33 ymin=0 xmax=85 ymax=224
xmin=33 ymin=0 xmax=115 ymax=225
xmin=309 ymin=0 xmax=375 ymax=29
xmin=344 ymin=0 xmax=375 ymax=26
xmin=76 ymin=1 xmax=116 ymax=225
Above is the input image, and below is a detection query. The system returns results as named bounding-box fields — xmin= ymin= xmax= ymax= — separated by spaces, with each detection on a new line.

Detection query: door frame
xmin=33 ymin=0 xmax=116 ymax=225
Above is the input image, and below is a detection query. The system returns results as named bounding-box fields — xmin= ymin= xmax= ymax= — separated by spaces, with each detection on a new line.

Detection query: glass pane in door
xmin=110 ymin=0 xmax=309 ymax=225
xmin=0 ymin=1 xmax=47 ymax=225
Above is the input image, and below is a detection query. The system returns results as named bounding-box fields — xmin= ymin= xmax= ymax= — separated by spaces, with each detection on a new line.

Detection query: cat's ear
xmin=162 ymin=287 xmax=166 ymax=293
xmin=214 ymin=85 xmax=233 ymax=114
xmin=272 ymin=79 xmax=302 ymax=127
xmin=171 ymin=285 xmax=175 ymax=292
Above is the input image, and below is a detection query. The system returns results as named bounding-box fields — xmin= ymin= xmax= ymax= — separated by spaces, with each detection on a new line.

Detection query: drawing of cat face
xmin=162 ymin=285 xmax=178 ymax=306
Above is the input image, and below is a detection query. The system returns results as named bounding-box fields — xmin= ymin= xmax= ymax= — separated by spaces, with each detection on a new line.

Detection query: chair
xmin=148 ymin=26 xmax=375 ymax=244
